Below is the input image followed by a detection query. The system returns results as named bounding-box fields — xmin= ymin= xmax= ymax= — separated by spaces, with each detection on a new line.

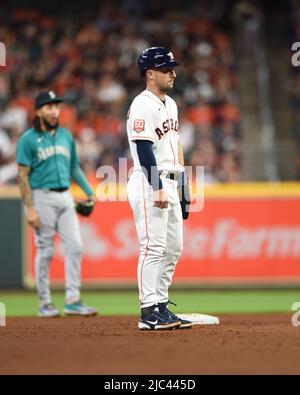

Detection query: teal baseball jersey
xmin=16 ymin=127 xmax=80 ymax=189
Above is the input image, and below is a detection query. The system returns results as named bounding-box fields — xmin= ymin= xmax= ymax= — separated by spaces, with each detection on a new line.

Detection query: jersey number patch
xmin=133 ymin=119 xmax=145 ymax=132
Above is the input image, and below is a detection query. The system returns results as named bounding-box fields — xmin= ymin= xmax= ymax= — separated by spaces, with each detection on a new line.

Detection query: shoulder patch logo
xmin=133 ymin=119 xmax=145 ymax=133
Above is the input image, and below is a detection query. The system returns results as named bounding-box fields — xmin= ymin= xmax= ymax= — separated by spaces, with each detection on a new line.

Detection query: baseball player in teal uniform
xmin=16 ymin=91 xmax=97 ymax=317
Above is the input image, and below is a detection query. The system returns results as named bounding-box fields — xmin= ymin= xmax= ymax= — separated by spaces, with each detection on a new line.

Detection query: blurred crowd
xmin=0 ymin=0 xmax=242 ymax=185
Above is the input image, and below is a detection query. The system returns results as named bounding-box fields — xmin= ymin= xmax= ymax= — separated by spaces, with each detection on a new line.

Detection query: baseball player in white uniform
xmin=127 ymin=47 xmax=192 ymax=330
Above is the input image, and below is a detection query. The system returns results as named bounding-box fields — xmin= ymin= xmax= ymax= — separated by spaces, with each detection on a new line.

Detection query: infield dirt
xmin=0 ymin=314 xmax=299 ymax=374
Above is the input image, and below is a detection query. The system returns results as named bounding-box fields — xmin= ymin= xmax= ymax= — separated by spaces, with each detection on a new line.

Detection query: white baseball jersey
xmin=127 ymin=89 xmax=180 ymax=171
xmin=126 ymin=89 xmax=183 ymax=309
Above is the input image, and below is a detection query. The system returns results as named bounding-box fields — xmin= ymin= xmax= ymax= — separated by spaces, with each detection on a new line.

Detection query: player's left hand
xmin=89 ymin=194 xmax=97 ymax=205
xmin=153 ymin=188 xmax=169 ymax=209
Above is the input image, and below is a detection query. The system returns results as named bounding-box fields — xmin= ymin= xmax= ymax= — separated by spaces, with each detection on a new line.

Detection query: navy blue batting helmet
xmin=137 ymin=47 xmax=180 ymax=77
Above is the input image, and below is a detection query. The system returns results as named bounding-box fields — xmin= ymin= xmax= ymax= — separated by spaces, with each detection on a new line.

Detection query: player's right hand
xmin=27 ymin=206 xmax=41 ymax=229
xmin=153 ymin=188 xmax=168 ymax=209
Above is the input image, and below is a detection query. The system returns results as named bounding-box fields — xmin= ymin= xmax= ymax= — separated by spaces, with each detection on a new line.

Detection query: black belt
xmin=49 ymin=187 xmax=69 ymax=192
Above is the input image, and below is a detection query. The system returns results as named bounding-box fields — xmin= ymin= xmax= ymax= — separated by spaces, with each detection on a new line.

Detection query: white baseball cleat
xmin=38 ymin=303 xmax=60 ymax=318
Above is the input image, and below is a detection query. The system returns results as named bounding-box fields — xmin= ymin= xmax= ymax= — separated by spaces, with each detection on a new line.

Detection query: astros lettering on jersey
xmin=127 ymin=89 xmax=181 ymax=173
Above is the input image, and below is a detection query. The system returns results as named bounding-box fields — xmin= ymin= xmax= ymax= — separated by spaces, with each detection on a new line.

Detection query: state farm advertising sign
xmin=26 ymin=196 xmax=300 ymax=286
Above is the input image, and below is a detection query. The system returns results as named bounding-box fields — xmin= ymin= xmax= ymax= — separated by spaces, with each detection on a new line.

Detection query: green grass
xmin=0 ymin=290 xmax=299 ymax=316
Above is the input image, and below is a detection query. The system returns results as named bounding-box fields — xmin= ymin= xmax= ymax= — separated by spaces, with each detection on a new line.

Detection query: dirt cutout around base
xmin=0 ymin=314 xmax=300 ymax=374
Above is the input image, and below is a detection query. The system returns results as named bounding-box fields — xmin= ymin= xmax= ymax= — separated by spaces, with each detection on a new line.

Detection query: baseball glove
xmin=75 ymin=199 xmax=95 ymax=217
xmin=178 ymin=171 xmax=190 ymax=220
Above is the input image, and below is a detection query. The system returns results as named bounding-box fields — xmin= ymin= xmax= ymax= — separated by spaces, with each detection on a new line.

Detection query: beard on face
xmin=158 ymin=79 xmax=174 ymax=93
xmin=157 ymin=83 xmax=169 ymax=94
xmin=42 ymin=117 xmax=59 ymax=130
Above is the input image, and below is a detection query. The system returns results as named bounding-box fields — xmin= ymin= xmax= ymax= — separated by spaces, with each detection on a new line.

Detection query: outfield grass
xmin=0 ymin=290 xmax=299 ymax=316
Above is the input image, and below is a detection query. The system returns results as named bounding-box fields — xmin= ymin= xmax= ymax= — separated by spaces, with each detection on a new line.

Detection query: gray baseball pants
xmin=31 ymin=189 xmax=83 ymax=306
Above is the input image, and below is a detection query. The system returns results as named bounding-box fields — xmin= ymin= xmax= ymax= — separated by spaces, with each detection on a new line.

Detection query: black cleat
xmin=158 ymin=301 xmax=193 ymax=329
xmin=138 ymin=305 xmax=180 ymax=330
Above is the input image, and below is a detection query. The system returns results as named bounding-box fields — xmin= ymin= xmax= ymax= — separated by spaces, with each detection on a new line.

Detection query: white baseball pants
xmin=127 ymin=171 xmax=183 ymax=309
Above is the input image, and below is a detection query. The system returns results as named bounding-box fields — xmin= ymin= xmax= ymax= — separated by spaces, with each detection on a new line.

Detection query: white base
xmin=177 ymin=313 xmax=220 ymax=325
